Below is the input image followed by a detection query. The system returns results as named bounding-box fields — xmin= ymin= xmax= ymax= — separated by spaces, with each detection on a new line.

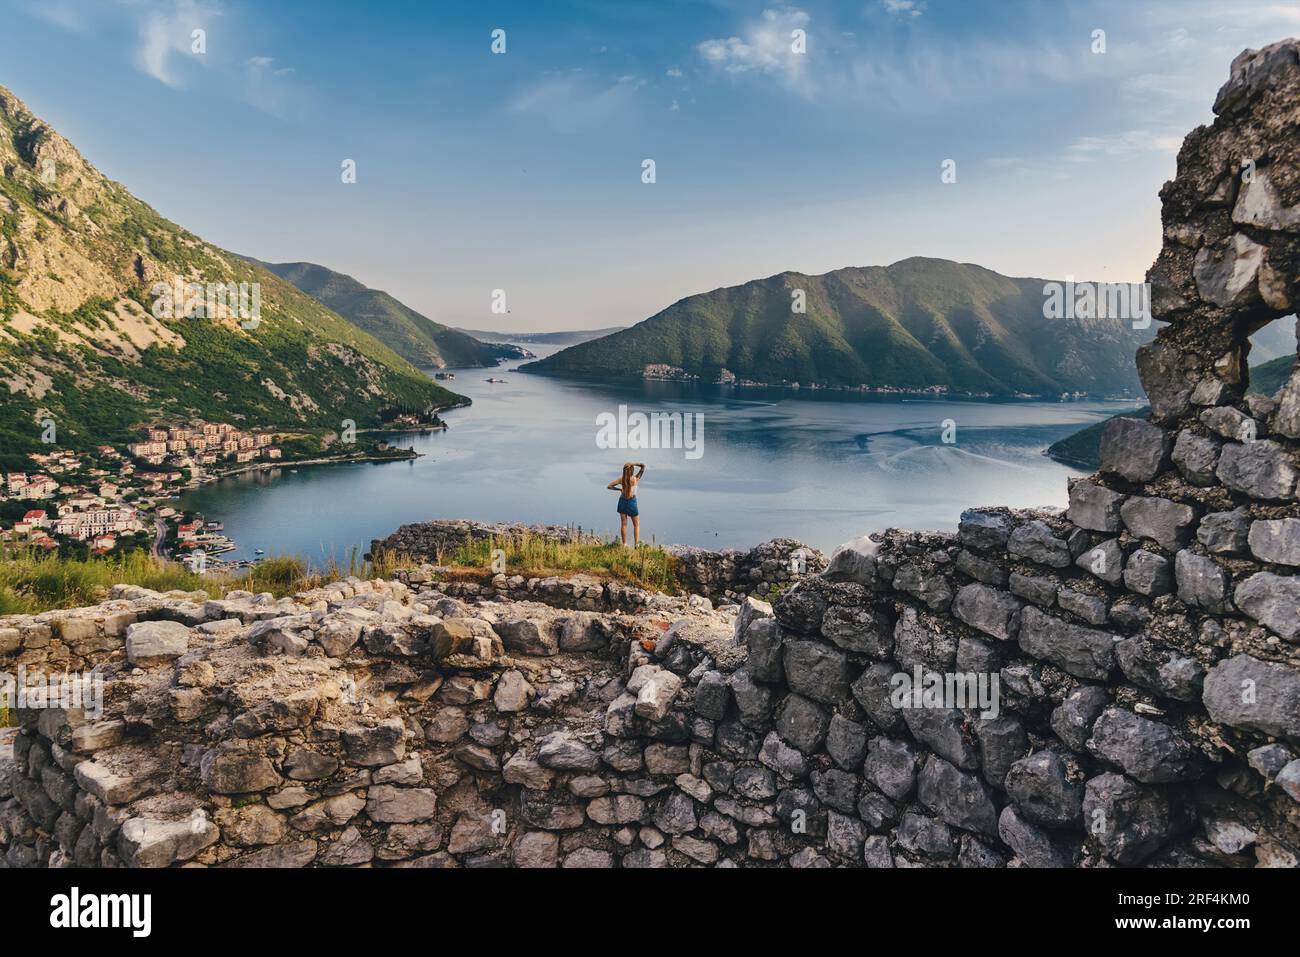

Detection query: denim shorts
xmin=617 ymin=495 xmax=638 ymax=517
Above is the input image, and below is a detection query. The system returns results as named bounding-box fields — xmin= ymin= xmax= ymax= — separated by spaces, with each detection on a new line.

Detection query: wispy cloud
xmin=696 ymin=6 xmax=813 ymax=96
xmin=22 ymin=0 xmax=308 ymax=116
xmin=510 ymin=70 xmax=646 ymax=129
xmin=880 ymin=1 xmax=925 ymax=18
xmin=1065 ymin=130 xmax=1184 ymax=161
xmin=132 ymin=0 xmax=221 ymax=88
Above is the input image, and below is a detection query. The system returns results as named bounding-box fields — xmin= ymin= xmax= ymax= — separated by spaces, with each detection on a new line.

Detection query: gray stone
xmin=1203 ymin=654 xmax=1300 ymax=740
xmin=125 ymin=620 xmax=190 ymax=666
xmin=1087 ymin=707 xmax=1206 ymax=783
xmin=199 ymin=749 xmax=281 ymax=794
xmin=782 ymin=640 xmax=851 ymax=704
xmin=729 ymin=669 xmax=776 ymax=727
xmin=953 ymin=584 xmax=1022 ymax=641
xmin=1005 ymin=751 xmax=1083 ymax=827
xmin=1248 ymin=518 xmax=1300 ymax=566
xmin=1247 ymin=743 xmax=1295 ymax=782
xmin=1123 ymin=550 xmax=1174 ymax=597
xmin=366 ymin=785 xmax=438 ymax=823
xmin=1217 ymin=440 xmax=1297 ymax=500
xmin=1116 ymin=635 xmax=1205 ymax=702
xmin=955 ymin=548 xmax=1009 ymax=586
xmin=1201 ymin=405 xmax=1258 ymax=441
xmin=1198 ymin=508 xmax=1252 ymax=554
xmin=1193 ymin=233 xmax=1266 ymax=307
xmin=1009 ymin=572 xmax=1058 ymax=607
xmin=917 ymin=756 xmax=999 ymax=836
xmin=586 ymin=795 xmax=646 ymax=825
xmin=893 ymin=605 xmax=958 ymax=669
xmin=1067 ymin=482 xmax=1126 ymax=533
xmin=492 ymin=670 xmax=534 ymax=713
xmin=1136 ymin=340 xmax=1194 ymax=421
xmin=1100 ymin=417 xmax=1172 ymax=482
xmin=1082 ymin=772 xmax=1174 ymax=865
xmin=821 ymin=604 xmax=893 ymax=656
xmin=811 ymin=767 xmax=860 ymax=814
xmin=537 ymin=732 xmax=601 ymax=771
xmin=823 ymin=536 xmax=878 ymax=584
xmin=758 ymin=731 xmax=808 ymax=779
xmin=1017 ymin=606 xmax=1116 ymax=680
xmin=901 ymin=705 xmax=979 ymax=771
xmin=693 ymin=671 xmax=730 ymax=720
xmin=629 ymin=664 xmax=682 ymax=722
xmin=1233 ymin=572 xmax=1300 ymax=640
xmin=117 ymin=816 xmax=219 ymax=867
xmin=959 ymin=509 xmax=1014 ymax=551
xmin=1172 ymin=430 xmax=1222 ymax=486
xmin=896 ymin=812 xmax=956 ymax=860
xmin=495 ymin=618 xmax=558 ymax=656
xmin=1057 ymin=589 xmax=1108 ymax=626
xmin=850 ymin=662 xmax=905 ymax=732
xmin=975 ymin=715 xmax=1027 ymax=787
xmin=1277 ymin=761 xmax=1300 ymax=801
xmin=513 ymin=831 xmax=560 ymax=868
xmin=864 ymin=737 xmax=919 ymax=801
xmin=653 ymin=792 xmax=697 ymax=835
xmin=774 ymin=693 xmax=829 ymax=754
xmin=825 ymin=714 xmax=868 ymax=771
xmin=342 ymin=719 xmax=406 ymax=767
xmin=957 ymin=636 xmax=1003 ymax=675
xmin=743 ymin=618 xmax=784 ymax=683
xmin=1007 ymin=520 xmax=1071 ymax=568
xmin=997 ymin=806 xmax=1073 ymax=867
xmin=772 ymin=579 xmax=829 ymax=633
xmin=893 ymin=563 xmax=955 ymax=611
xmin=862 ymin=836 xmax=894 ymax=868
xmin=1076 ymin=538 xmax=1123 ymax=585
xmin=1120 ymin=496 xmax=1197 ymax=552
xmin=826 ymin=810 xmax=867 ymax=859
xmin=733 ymin=595 xmax=773 ymax=643
xmin=1174 ymin=550 xmax=1233 ymax=613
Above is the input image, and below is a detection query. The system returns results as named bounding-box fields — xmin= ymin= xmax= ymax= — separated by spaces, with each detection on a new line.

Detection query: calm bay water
xmin=178 ymin=346 xmax=1139 ymax=564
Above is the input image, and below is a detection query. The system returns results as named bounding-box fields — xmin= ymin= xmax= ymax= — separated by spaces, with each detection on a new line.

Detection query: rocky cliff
xmin=0 ymin=42 xmax=1298 ymax=869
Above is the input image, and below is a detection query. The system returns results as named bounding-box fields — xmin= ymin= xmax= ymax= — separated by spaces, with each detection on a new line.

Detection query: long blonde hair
xmin=619 ymin=463 xmax=636 ymax=496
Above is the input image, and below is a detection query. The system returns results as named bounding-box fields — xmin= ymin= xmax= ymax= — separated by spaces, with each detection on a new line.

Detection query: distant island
xmin=520 ymin=258 xmax=1155 ymax=398
xmin=455 ymin=326 xmax=625 ymax=347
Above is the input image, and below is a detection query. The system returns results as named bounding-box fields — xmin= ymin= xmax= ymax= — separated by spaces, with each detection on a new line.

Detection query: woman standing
xmin=607 ymin=462 xmax=645 ymax=546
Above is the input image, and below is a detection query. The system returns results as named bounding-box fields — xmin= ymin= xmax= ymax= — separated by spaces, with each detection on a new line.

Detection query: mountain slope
xmin=256 ymin=260 xmax=528 ymax=368
xmin=0 ymin=85 xmax=463 ymax=463
xmin=522 ymin=258 xmax=1155 ymax=396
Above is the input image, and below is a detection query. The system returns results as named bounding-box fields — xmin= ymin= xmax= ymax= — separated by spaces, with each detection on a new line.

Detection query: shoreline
xmin=196 ymin=448 xmax=423 ymax=483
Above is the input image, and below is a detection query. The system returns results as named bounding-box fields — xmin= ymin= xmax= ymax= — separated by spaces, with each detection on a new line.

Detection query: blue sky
xmin=4 ymin=0 xmax=1300 ymax=331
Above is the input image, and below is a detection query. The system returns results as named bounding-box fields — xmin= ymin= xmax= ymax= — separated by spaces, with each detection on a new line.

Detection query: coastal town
xmin=0 ymin=421 xmax=284 ymax=566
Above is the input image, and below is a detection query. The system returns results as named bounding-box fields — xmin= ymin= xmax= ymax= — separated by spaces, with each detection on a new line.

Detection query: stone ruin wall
xmin=0 ymin=42 xmax=1298 ymax=869
xmin=371 ymin=519 xmax=827 ymax=605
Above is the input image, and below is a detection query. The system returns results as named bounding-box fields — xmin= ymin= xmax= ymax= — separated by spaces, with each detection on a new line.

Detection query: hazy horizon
xmin=5 ymin=0 xmax=1299 ymax=332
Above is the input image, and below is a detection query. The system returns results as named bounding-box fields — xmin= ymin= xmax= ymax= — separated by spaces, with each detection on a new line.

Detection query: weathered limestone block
xmin=1017 ymin=607 xmax=1115 ymax=680
xmin=1100 ymin=417 xmax=1172 ymax=482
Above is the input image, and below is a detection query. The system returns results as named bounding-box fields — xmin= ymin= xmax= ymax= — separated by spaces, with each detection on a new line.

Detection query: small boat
xmin=484 ymin=377 xmax=507 ymax=383
xmin=254 ymin=548 xmax=265 ymax=555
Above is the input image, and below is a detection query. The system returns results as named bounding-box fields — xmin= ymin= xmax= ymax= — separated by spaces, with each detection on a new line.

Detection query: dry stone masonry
xmin=0 ymin=42 xmax=1297 ymax=869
